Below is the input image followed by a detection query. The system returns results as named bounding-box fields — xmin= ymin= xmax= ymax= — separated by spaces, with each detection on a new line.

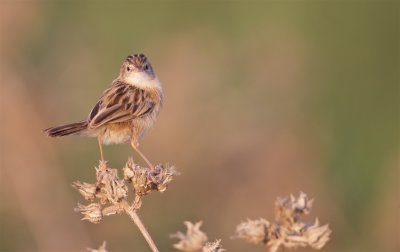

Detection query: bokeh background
xmin=1 ymin=1 xmax=399 ymax=252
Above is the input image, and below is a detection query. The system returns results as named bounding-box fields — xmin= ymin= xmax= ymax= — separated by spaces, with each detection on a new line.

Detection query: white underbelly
xmin=102 ymin=128 xmax=132 ymax=145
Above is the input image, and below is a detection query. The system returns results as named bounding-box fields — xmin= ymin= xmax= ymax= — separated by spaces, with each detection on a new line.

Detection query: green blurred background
xmin=1 ymin=1 xmax=399 ymax=252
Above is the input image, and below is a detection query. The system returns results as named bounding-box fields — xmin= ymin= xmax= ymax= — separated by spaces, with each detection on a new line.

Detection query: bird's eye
xmin=126 ymin=66 xmax=131 ymax=71
xmin=144 ymin=65 xmax=149 ymax=71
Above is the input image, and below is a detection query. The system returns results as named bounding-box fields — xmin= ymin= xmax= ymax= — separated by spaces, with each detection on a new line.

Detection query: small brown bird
xmin=44 ymin=53 xmax=163 ymax=169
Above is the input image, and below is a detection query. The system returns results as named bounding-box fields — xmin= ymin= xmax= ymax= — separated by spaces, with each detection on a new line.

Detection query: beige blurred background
xmin=0 ymin=1 xmax=399 ymax=252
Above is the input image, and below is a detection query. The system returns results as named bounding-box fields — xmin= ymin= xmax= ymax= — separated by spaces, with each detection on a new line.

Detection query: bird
xmin=44 ymin=53 xmax=163 ymax=169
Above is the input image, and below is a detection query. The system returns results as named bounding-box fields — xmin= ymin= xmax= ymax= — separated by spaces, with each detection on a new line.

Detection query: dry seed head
xmin=202 ymin=239 xmax=225 ymax=252
xmin=275 ymin=191 xmax=313 ymax=224
xmin=290 ymin=192 xmax=314 ymax=214
xmin=101 ymin=204 xmax=125 ymax=217
xmin=73 ymin=181 xmax=97 ymax=201
xmin=172 ymin=221 xmax=208 ymax=251
xmin=123 ymin=158 xmax=179 ymax=196
xmin=300 ymin=219 xmax=331 ymax=249
xmin=123 ymin=159 xmax=149 ymax=196
xmin=103 ymin=177 xmax=128 ymax=203
xmin=233 ymin=192 xmax=331 ymax=252
xmin=151 ymin=163 xmax=179 ymax=192
xmin=95 ymin=161 xmax=128 ymax=203
xmin=75 ymin=203 xmax=102 ymax=224
xmin=233 ymin=218 xmax=270 ymax=245
xmin=272 ymin=221 xmax=330 ymax=251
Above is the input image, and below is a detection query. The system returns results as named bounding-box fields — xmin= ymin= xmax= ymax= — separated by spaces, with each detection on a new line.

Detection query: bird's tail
xmin=44 ymin=121 xmax=88 ymax=137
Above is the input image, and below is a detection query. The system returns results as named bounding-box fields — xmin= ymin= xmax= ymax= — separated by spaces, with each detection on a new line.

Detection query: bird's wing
xmin=87 ymin=82 xmax=155 ymax=128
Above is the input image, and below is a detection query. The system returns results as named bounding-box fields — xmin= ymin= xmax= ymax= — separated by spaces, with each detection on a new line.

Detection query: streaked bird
xmin=44 ymin=53 xmax=163 ymax=169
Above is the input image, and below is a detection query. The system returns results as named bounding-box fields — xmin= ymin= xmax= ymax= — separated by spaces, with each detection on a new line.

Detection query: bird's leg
xmin=98 ymin=134 xmax=104 ymax=161
xmin=131 ymin=138 xmax=155 ymax=171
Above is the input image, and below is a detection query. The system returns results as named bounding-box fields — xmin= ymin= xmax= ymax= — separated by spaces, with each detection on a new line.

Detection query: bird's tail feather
xmin=44 ymin=121 xmax=88 ymax=137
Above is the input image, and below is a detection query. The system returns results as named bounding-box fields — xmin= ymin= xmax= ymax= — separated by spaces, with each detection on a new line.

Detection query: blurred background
xmin=1 ymin=1 xmax=399 ymax=252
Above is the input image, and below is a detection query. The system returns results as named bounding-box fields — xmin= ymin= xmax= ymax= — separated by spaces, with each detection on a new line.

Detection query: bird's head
xmin=119 ymin=53 xmax=161 ymax=89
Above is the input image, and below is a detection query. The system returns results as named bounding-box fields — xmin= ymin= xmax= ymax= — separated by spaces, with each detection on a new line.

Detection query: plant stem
xmin=123 ymin=201 xmax=159 ymax=252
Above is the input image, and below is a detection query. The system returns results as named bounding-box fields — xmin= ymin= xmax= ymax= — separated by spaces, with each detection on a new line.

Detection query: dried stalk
xmin=74 ymin=160 xmax=178 ymax=252
xmin=122 ymin=202 xmax=159 ymax=252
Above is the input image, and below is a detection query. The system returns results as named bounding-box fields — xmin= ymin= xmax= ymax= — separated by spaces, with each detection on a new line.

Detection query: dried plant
xmin=232 ymin=192 xmax=331 ymax=252
xmin=171 ymin=221 xmax=225 ymax=252
xmin=74 ymin=160 xmax=179 ymax=252
xmin=71 ymin=159 xmax=329 ymax=252
xmin=202 ymin=240 xmax=225 ymax=252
